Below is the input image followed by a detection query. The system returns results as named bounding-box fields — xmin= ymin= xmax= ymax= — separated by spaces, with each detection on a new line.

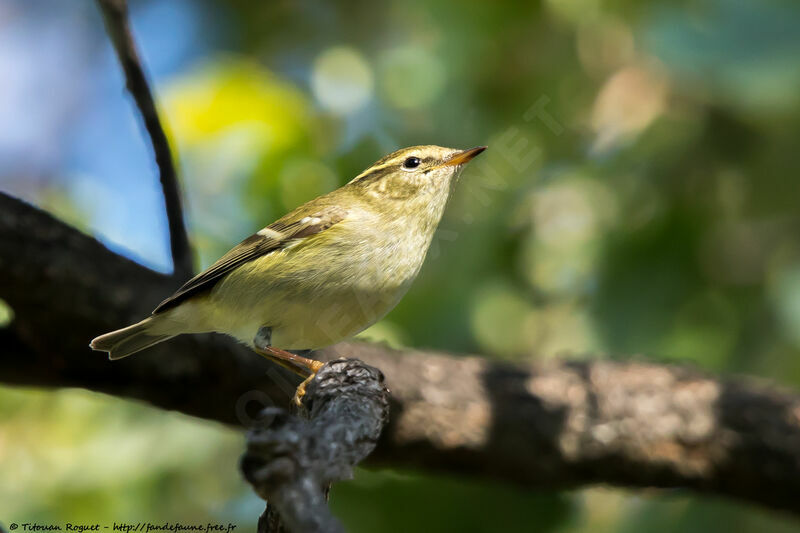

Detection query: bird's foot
xmin=253 ymin=328 xmax=325 ymax=406
xmin=292 ymin=359 xmax=325 ymax=407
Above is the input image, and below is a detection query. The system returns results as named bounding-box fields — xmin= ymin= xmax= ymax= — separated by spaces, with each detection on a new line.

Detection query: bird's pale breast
xmin=189 ymin=209 xmax=433 ymax=349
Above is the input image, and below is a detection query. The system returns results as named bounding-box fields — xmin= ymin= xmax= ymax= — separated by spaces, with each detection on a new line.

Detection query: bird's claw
xmin=292 ymin=360 xmax=325 ymax=407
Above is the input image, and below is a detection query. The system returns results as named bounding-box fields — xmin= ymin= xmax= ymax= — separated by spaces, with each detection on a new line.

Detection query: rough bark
xmin=241 ymin=359 xmax=390 ymax=533
xmin=1 ymin=192 xmax=800 ymax=516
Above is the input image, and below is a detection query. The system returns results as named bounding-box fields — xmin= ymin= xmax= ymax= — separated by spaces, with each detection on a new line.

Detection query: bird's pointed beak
xmin=443 ymin=146 xmax=487 ymax=167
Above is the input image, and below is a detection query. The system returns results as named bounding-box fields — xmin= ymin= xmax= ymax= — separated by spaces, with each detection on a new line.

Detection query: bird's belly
xmin=207 ymin=284 xmax=404 ymax=350
xmin=266 ymin=287 xmax=402 ymax=349
xmin=198 ymin=224 xmax=427 ymax=349
xmin=204 ymin=263 xmax=412 ymax=349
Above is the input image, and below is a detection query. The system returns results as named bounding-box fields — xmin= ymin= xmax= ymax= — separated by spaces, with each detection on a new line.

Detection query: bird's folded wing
xmin=153 ymin=205 xmax=348 ymax=314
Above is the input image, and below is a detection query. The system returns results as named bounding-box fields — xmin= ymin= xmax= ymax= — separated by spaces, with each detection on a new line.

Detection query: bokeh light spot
xmin=279 ymin=158 xmax=339 ymax=209
xmin=379 ymin=45 xmax=445 ymax=110
xmin=471 ymin=280 xmax=533 ymax=357
xmin=311 ymin=46 xmax=373 ymax=114
xmin=0 ymin=299 xmax=14 ymax=327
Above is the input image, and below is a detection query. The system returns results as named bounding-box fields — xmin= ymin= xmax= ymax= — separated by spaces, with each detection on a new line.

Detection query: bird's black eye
xmin=402 ymin=156 xmax=421 ymax=169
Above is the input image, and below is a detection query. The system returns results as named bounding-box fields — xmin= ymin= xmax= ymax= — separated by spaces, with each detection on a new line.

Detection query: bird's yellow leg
xmin=292 ymin=360 xmax=325 ymax=406
xmin=253 ymin=327 xmax=324 ymax=406
xmin=253 ymin=345 xmax=317 ymax=376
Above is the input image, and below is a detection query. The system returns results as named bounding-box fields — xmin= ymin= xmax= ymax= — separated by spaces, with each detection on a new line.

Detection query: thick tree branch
xmin=1 ymin=192 xmax=800 ymax=517
xmin=95 ymin=0 xmax=193 ymax=279
xmin=241 ymin=359 xmax=390 ymax=533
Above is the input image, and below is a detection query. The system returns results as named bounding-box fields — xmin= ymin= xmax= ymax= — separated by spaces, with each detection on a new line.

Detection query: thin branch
xmin=241 ymin=359 xmax=390 ymax=533
xmin=2 ymin=192 xmax=800 ymax=517
xmin=95 ymin=0 xmax=193 ymax=279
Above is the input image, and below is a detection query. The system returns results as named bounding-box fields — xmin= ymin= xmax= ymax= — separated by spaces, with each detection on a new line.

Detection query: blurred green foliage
xmin=3 ymin=0 xmax=800 ymax=530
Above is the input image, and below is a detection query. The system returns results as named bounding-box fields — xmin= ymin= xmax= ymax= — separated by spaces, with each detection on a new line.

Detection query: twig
xmin=241 ymin=359 xmax=390 ymax=533
xmin=95 ymin=0 xmax=193 ymax=279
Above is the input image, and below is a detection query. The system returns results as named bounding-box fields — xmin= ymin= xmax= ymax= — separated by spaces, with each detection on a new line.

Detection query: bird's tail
xmin=90 ymin=316 xmax=175 ymax=360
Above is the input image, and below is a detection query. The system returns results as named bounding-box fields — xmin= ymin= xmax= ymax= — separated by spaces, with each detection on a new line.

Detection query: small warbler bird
xmin=91 ymin=145 xmax=486 ymax=403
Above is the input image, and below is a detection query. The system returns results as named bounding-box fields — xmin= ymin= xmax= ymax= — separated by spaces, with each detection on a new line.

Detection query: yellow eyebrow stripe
xmin=349 ymin=160 xmax=400 ymax=183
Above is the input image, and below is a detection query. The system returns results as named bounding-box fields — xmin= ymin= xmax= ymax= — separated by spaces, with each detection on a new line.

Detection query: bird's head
xmin=347 ymin=145 xmax=486 ymax=205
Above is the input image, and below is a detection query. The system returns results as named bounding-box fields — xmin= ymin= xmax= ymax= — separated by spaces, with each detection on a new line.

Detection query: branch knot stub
xmin=304 ymin=358 xmax=389 ymax=420
xmin=240 ymin=358 xmax=390 ymax=533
